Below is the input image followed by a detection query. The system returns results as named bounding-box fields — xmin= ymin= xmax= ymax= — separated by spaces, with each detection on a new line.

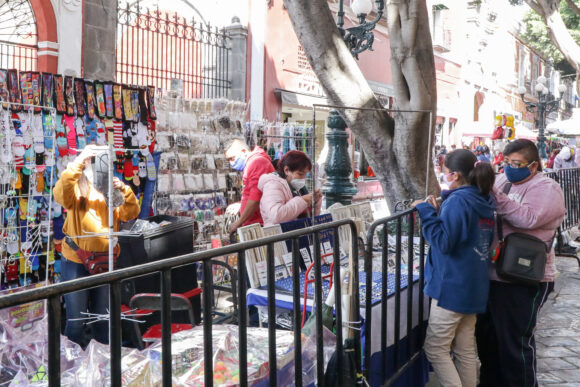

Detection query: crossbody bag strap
xmin=496 ymin=182 xmax=512 ymax=242
xmin=498 ymin=182 xmax=554 ymax=252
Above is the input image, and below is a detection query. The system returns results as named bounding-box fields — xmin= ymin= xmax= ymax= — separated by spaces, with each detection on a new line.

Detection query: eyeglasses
xmin=502 ymin=160 xmax=534 ymax=169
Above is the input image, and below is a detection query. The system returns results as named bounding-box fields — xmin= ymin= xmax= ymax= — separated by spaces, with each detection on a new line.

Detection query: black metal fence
xmin=0 ymin=219 xmax=359 ymax=387
xmin=116 ymin=1 xmax=231 ymax=99
xmin=364 ymin=208 xmax=428 ymax=386
xmin=545 ymin=167 xmax=580 ymax=232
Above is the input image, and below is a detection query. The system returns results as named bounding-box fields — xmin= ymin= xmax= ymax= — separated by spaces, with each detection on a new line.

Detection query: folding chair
xmin=129 ymin=287 xmax=202 ymax=348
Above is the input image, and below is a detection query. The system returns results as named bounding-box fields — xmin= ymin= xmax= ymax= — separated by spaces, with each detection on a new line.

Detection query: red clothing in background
xmin=241 ymin=147 xmax=275 ymax=226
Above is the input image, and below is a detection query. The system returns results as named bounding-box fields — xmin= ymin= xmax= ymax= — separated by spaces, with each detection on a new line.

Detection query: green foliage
xmin=520 ymin=0 xmax=580 ymax=75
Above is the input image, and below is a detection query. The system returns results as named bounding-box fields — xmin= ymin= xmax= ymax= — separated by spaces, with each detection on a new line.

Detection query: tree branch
xmin=525 ymin=0 xmax=546 ymax=16
xmin=565 ymin=0 xmax=580 ymax=17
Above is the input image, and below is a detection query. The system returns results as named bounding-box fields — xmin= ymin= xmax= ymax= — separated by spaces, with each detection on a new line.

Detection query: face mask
xmin=504 ymin=164 xmax=532 ymax=183
xmin=230 ymin=155 xmax=246 ymax=171
xmin=290 ymin=178 xmax=306 ymax=191
xmin=443 ymin=172 xmax=454 ymax=186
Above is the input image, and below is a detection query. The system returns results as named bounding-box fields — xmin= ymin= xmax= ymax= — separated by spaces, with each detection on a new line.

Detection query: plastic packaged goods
xmin=0 ymin=315 xmax=336 ymax=386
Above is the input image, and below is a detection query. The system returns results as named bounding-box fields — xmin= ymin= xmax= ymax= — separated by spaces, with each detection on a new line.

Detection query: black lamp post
xmin=516 ymin=76 xmax=566 ymax=159
xmin=337 ymin=0 xmax=385 ymax=59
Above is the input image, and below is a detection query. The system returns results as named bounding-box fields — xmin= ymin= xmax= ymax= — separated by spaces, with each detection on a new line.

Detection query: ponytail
xmin=467 ymin=162 xmax=495 ymax=196
xmin=445 ymin=149 xmax=495 ymax=195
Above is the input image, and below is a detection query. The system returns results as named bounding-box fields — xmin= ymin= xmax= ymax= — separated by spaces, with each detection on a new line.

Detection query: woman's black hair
xmin=277 ymin=150 xmax=312 ymax=178
xmin=445 ymin=149 xmax=495 ymax=195
xmin=503 ymin=139 xmax=543 ymax=171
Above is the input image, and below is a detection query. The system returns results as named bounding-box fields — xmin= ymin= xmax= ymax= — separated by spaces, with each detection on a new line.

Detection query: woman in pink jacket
xmin=258 ymin=151 xmax=322 ymax=226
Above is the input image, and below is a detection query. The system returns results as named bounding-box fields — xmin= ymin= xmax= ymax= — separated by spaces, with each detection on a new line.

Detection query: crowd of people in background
xmin=435 ymin=141 xmax=580 ymax=179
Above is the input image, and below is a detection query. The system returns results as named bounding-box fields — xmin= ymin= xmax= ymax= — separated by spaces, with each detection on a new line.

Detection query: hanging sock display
xmin=31 ymin=72 xmax=41 ymax=113
xmin=138 ymin=88 xmax=148 ymax=124
xmin=94 ymin=81 xmax=106 ymax=118
xmin=53 ymin=74 xmax=66 ymax=115
xmin=41 ymin=73 xmax=54 ymax=112
xmin=75 ymin=117 xmax=86 ymax=151
xmin=73 ymin=78 xmax=86 ymax=117
xmin=130 ymin=88 xmax=140 ymax=123
xmin=63 ymin=76 xmax=75 ymax=116
xmin=113 ymin=83 xmax=123 ymax=120
xmin=63 ymin=115 xmax=77 ymax=155
xmin=84 ymin=80 xmax=96 ymax=120
xmin=8 ymin=69 xmax=22 ymax=112
xmin=146 ymin=86 xmax=156 ymax=120
xmin=55 ymin=115 xmax=68 ymax=157
xmin=121 ymin=86 xmax=134 ymax=122
xmin=20 ymin=71 xmax=33 ymax=108
xmin=0 ymin=69 xmax=9 ymax=109
xmin=104 ymin=82 xmax=114 ymax=118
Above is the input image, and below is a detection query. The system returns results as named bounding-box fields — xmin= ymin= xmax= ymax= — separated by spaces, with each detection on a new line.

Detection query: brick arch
xmin=29 ymin=0 xmax=58 ymax=73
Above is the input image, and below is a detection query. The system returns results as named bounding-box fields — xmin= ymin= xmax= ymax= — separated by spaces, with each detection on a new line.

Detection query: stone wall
xmin=225 ymin=17 xmax=248 ymax=101
xmin=83 ymin=0 xmax=117 ymax=80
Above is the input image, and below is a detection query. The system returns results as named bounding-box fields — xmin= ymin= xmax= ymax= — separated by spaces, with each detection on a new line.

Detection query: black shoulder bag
xmin=496 ymin=182 xmax=553 ymax=286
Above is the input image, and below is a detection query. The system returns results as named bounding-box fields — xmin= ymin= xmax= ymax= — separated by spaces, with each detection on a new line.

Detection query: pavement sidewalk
xmin=536 ymin=255 xmax=580 ymax=386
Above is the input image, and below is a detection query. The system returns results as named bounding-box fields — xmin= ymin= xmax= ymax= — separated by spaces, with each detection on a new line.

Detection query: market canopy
xmin=546 ymin=108 xmax=580 ymax=136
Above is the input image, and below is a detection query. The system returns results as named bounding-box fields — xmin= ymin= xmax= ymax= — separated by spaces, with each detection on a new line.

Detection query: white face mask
xmin=290 ymin=178 xmax=306 ymax=191
xmin=443 ymin=172 xmax=455 ymax=186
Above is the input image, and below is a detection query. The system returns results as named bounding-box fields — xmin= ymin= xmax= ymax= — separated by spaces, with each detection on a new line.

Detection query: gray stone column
xmin=83 ymin=0 xmax=117 ymax=80
xmin=224 ymin=17 xmax=248 ymax=101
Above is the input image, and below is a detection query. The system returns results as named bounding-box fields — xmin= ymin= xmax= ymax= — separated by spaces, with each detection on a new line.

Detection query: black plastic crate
xmin=117 ymin=215 xmax=201 ymax=329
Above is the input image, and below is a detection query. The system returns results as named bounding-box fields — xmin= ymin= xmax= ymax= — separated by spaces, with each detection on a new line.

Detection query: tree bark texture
xmin=526 ymin=0 xmax=580 ymax=96
xmin=283 ymin=0 xmax=439 ymax=209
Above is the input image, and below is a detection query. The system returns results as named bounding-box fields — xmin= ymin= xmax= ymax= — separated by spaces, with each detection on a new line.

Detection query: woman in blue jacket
xmin=412 ymin=149 xmax=496 ymax=387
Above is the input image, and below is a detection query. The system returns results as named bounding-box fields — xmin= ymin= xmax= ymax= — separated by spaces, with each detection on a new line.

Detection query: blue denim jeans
xmin=61 ymin=258 xmax=109 ymax=347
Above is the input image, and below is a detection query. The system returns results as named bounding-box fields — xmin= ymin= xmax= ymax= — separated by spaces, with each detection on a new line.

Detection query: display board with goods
xmin=0 ymin=68 xmax=165 ymax=290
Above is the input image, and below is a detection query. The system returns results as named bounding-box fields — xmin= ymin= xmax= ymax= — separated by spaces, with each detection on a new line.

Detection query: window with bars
xmin=0 ymin=0 xmax=38 ymax=71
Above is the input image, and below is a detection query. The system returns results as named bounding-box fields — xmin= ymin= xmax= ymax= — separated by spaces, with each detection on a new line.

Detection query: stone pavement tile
xmin=537 ymin=328 xmax=580 ymax=338
xmin=539 ymin=336 xmax=580 ymax=347
xmin=567 ymin=347 xmax=580 ymax=356
xmin=537 ymin=314 xmax=576 ymax=329
xmin=545 ymin=384 xmax=580 ymax=387
xmin=561 ymin=356 xmax=580 ymax=368
xmin=545 ymin=368 xmax=580 ymax=383
xmin=538 ymin=372 xmax=566 ymax=384
xmin=538 ymin=358 xmax=578 ymax=372
xmin=538 ymin=347 xmax=578 ymax=358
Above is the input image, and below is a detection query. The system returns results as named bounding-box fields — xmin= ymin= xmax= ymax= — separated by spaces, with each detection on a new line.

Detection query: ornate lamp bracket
xmin=337 ymin=0 xmax=384 ymax=59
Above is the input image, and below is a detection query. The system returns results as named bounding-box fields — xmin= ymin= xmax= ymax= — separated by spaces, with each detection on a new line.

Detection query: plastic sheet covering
xmin=0 ymin=312 xmax=82 ymax=386
xmin=0 ymin=316 xmax=336 ymax=386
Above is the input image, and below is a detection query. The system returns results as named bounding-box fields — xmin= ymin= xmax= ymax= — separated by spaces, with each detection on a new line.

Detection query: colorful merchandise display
xmin=0 ymin=68 xmax=161 ymax=289
xmin=0 ymin=311 xmax=336 ymax=386
xmin=154 ymin=93 xmax=248 ymax=251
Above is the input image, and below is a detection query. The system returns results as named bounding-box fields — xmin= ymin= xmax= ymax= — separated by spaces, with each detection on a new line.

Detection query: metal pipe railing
xmin=0 ymin=219 xmax=359 ymax=386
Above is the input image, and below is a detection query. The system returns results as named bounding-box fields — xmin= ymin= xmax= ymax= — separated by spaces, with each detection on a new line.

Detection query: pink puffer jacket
xmin=258 ymin=173 xmax=309 ymax=226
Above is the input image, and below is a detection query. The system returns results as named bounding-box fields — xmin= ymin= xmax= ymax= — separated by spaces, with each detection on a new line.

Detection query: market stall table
xmin=246 ymin=268 xmax=430 ymax=387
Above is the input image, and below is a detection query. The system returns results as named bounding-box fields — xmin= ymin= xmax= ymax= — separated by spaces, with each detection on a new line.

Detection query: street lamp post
xmin=337 ymin=0 xmax=385 ymax=59
xmin=516 ymin=76 xmax=567 ymax=159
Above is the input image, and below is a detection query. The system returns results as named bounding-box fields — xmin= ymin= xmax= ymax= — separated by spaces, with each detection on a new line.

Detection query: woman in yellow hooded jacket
xmin=54 ymin=145 xmax=140 ymax=347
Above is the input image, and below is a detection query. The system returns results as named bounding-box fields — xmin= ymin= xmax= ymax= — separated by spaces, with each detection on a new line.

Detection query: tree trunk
xmin=283 ymin=0 xmax=439 ymax=210
xmin=526 ymin=0 xmax=580 ymax=96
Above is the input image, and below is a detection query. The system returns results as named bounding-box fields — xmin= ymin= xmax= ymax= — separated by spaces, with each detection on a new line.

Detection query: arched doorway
xmin=0 ymin=0 xmax=58 ymax=73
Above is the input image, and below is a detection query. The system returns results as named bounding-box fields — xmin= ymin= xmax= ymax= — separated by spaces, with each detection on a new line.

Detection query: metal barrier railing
xmin=546 ymin=168 xmax=580 ymax=231
xmin=544 ymin=168 xmax=580 ymax=264
xmin=363 ymin=208 xmax=428 ymax=386
xmin=0 ymin=219 xmax=359 ymax=387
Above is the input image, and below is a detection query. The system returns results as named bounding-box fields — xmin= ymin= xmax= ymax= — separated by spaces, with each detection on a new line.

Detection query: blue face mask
xmin=230 ymin=155 xmax=246 ymax=171
xmin=504 ymin=164 xmax=532 ymax=183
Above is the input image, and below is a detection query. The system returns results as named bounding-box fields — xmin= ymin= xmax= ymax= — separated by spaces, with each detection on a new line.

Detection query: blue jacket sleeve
xmin=416 ymin=197 xmax=470 ymax=255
